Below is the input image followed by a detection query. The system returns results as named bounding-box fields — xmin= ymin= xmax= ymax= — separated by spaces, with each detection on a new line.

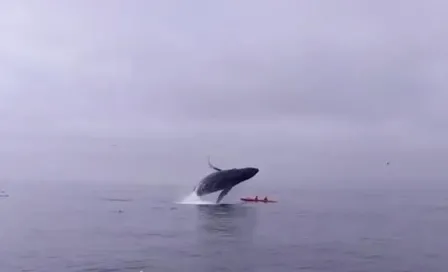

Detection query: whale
xmin=193 ymin=157 xmax=259 ymax=203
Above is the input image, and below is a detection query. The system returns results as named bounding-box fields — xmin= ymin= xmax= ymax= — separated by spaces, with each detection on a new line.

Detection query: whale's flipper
xmin=208 ymin=156 xmax=222 ymax=171
xmin=216 ymin=187 xmax=232 ymax=203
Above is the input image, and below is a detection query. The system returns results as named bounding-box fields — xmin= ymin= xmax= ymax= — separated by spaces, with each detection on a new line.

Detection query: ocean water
xmin=1 ymin=183 xmax=448 ymax=272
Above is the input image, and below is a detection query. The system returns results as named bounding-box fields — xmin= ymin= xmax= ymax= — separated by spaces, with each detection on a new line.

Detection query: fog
xmin=0 ymin=1 xmax=447 ymax=188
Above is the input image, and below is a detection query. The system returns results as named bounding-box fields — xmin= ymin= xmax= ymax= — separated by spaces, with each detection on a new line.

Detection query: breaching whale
xmin=193 ymin=157 xmax=259 ymax=203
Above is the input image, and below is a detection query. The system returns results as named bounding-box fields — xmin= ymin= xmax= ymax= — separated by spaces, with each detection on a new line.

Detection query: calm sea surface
xmin=1 ymin=182 xmax=448 ymax=272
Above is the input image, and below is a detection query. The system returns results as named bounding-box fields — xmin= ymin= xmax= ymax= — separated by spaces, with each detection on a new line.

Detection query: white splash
xmin=176 ymin=191 xmax=215 ymax=205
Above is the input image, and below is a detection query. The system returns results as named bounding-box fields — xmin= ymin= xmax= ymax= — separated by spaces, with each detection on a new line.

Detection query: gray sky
xmin=0 ymin=1 xmax=447 ymax=188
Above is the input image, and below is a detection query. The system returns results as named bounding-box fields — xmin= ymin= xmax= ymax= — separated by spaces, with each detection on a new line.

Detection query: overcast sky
xmin=0 ymin=1 xmax=447 ymax=188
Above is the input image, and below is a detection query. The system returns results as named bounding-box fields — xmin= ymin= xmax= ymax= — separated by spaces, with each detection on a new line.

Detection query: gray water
xmin=1 ymin=183 xmax=448 ymax=272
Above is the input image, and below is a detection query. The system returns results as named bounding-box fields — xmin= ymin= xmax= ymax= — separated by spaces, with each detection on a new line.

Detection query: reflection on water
xmin=195 ymin=204 xmax=257 ymax=271
xmin=196 ymin=204 xmax=256 ymax=238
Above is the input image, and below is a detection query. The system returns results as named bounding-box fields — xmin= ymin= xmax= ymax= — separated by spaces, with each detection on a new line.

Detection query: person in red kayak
xmin=263 ymin=196 xmax=268 ymax=202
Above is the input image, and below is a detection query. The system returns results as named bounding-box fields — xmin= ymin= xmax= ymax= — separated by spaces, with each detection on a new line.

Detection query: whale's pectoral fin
xmin=216 ymin=187 xmax=232 ymax=203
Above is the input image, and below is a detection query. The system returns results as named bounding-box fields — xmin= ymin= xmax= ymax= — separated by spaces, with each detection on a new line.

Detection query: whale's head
xmin=233 ymin=167 xmax=259 ymax=184
xmin=242 ymin=167 xmax=259 ymax=179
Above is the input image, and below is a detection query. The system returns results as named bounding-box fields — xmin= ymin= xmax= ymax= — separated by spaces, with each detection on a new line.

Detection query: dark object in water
xmin=194 ymin=156 xmax=259 ymax=203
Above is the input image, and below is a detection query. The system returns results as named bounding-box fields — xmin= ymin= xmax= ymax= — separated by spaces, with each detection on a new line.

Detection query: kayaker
xmin=263 ymin=196 xmax=268 ymax=201
xmin=254 ymin=196 xmax=258 ymax=201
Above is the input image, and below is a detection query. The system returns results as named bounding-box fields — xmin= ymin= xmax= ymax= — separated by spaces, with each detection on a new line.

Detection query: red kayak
xmin=240 ymin=197 xmax=277 ymax=203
